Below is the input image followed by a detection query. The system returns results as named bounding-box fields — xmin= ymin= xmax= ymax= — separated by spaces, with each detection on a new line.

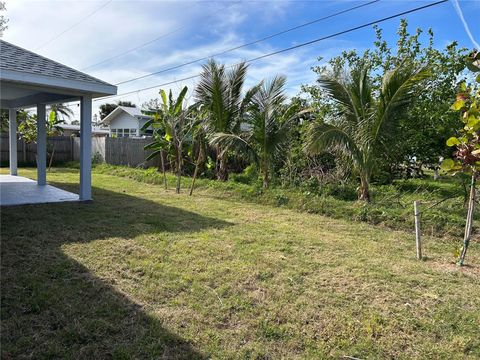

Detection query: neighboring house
xmin=100 ymin=106 xmax=152 ymax=138
xmin=60 ymin=124 xmax=109 ymax=137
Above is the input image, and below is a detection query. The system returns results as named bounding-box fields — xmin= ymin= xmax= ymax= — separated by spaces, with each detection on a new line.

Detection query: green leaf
xmin=164 ymin=133 xmax=172 ymax=142
xmin=451 ymin=100 xmax=465 ymax=111
xmin=446 ymin=137 xmax=460 ymax=147
xmin=440 ymin=158 xmax=455 ymax=171
xmin=476 ymin=74 xmax=480 ymax=83
xmin=467 ymin=117 xmax=480 ymax=128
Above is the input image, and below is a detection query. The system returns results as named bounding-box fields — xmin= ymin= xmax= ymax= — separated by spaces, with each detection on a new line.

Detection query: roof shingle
xmin=0 ymin=40 xmax=111 ymax=87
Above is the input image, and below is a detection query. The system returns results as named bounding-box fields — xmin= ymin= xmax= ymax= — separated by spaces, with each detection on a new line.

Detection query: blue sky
xmin=3 ymin=0 xmax=479 ymax=120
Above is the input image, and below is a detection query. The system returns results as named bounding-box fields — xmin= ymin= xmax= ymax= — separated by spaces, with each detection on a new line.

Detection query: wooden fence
xmin=1 ymin=134 xmax=160 ymax=168
xmin=1 ymin=134 xmax=74 ymax=164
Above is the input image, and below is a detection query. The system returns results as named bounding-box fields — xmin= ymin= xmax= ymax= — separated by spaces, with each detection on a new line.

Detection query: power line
xmin=94 ymin=0 xmax=448 ymax=103
xmin=114 ymin=0 xmax=380 ymax=86
xmin=35 ymin=0 xmax=113 ymax=51
xmin=81 ymin=1 xmax=241 ymax=71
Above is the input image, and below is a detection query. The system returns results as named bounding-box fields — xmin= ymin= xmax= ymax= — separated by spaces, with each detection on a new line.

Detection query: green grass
xmin=1 ymin=167 xmax=479 ymax=359
xmin=94 ymin=164 xmax=477 ymax=239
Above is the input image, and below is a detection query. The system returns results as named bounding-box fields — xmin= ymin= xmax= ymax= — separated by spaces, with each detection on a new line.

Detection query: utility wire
xmin=114 ymin=0 xmax=380 ymax=86
xmin=94 ymin=0 xmax=448 ymax=102
xmin=81 ymin=1 xmax=241 ymax=71
xmin=35 ymin=0 xmax=113 ymax=51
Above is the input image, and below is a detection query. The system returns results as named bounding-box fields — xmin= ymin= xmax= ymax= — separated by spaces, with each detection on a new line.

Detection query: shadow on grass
xmin=1 ymin=185 xmax=231 ymax=359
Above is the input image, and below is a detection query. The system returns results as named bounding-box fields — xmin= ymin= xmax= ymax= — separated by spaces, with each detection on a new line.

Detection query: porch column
xmin=79 ymin=95 xmax=92 ymax=201
xmin=8 ymin=109 xmax=17 ymax=176
xmin=37 ymin=103 xmax=47 ymax=185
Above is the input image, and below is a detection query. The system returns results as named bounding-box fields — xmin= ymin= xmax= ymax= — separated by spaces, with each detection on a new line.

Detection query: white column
xmin=37 ymin=103 xmax=47 ymax=185
xmin=79 ymin=95 xmax=92 ymax=201
xmin=8 ymin=109 xmax=17 ymax=176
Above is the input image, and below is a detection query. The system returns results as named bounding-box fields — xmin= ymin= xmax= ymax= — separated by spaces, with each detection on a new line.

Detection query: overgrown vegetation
xmin=94 ymin=164 xmax=477 ymax=239
xmin=132 ymin=20 xmax=476 ymax=263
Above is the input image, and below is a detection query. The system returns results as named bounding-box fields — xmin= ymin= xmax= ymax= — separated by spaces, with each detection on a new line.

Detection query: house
xmin=0 ymin=39 xmax=117 ymax=205
xmin=59 ymin=124 xmax=109 ymax=137
xmin=100 ymin=106 xmax=152 ymax=137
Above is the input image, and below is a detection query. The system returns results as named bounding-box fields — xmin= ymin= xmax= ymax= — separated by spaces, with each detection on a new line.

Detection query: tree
xmin=306 ymin=63 xmax=430 ymax=201
xmin=303 ymin=20 xmax=468 ymax=178
xmin=18 ymin=109 xmax=65 ymax=168
xmin=189 ymin=108 xmax=209 ymax=196
xmin=211 ymin=76 xmax=307 ymax=188
xmin=441 ymin=50 xmax=480 ymax=266
xmin=99 ymin=101 xmax=136 ymax=120
xmin=0 ymin=1 xmax=8 ymax=37
xmin=49 ymin=103 xmax=74 ymax=121
xmin=46 ymin=106 xmax=69 ymax=169
xmin=143 ymin=87 xmax=197 ymax=194
xmin=195 ymin=59 xmax=258 ymax=180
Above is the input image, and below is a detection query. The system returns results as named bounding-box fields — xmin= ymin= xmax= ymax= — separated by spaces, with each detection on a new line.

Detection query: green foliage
xmin=195 ymin=59 xmax=257 ymax=180
xmin=142 ymin=87 xmax=198 ymax=193
xmin=211 ymin=76 xmax=308 ymax=188
xmin=441 ymin=64 xmax=480 ymax=174
xmin=303 ymin=20 xmax=469 ymax=176
xmin=306 ymin=61 xmax=430 ymax=201
xmin=99 ymin=101 xmax=136 ymax=120
xmin=94 ymin=164 xmax=475 ymax=239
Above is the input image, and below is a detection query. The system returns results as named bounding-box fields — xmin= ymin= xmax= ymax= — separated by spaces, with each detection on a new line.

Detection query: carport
xmin=0 ymin=40 xmax=117 ymax=205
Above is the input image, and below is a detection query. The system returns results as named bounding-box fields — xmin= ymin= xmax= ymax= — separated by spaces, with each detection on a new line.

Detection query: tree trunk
xmin=263 ymin=163 xmax=269 ymax=189
xmin=216 ymin=145 xmax=228 ymax=181
xmin=175 ymin=144 xmax=182 ymax=194
xmin=358 ymin=175 xmax=370 ymax=202
xmin=458 ymin=173 xmax=476 ymax=266
xmin=160 ymin=150 xmax=167 ymax=189
xmin=189 ymin=146 xmax=205 ymax=196
xmin=48 ymin=143 xmax=55 ymax=172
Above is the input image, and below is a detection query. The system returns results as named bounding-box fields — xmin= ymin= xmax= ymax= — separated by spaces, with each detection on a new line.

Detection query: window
xmin=130 ymin=128 xmax=137 ymax=137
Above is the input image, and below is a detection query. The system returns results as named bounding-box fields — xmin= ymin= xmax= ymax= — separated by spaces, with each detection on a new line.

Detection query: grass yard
xmin=1 ymin=168 xmax=480 ymax=359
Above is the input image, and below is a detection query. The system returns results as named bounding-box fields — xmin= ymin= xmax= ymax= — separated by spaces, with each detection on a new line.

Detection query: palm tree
xmin=143 ymin=86 xmax=197 ymax=194
xmin=195 ymin=59 xmax=258 ymax=180
xmin=305 ymin=63 xmax=430 ymax=201
xmin=211 ymin=76 xmax=308 ymax=188
xmin=49 ymin=103 xmax=74 ymax=121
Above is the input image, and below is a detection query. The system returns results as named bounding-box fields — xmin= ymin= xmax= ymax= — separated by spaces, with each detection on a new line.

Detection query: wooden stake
xmin=414 ymin=201 xmax=422 ymax=260
xmin=458 ymin=174 xmax=476 ymax=266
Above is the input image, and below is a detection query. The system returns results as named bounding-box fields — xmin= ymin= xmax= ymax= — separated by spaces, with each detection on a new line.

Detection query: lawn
xmin=1 ymin=167 xmax=479 ymax=359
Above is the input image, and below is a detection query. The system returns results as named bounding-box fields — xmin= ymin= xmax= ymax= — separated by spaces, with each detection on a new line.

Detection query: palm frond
xmin=306 ymin=121 xmax=363 ymax=168
xmin=372 ymin=65 xmax=431 ymax=142
xmin=210 ymin=132 xmax=257 ymax=163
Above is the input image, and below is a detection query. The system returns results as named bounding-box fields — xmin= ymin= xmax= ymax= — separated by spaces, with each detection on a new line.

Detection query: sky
xmin=2 ymin=0 xmax=479 ymax=121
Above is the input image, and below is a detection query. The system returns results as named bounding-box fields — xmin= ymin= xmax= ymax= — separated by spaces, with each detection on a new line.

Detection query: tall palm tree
xmin=49 ymin=103 xmax=74 ymax=121
xmin=195 ymin=59 xmax=258 ymax=180
xmin=211 ymin=76 xmax=307 ymax=188
xmin=306 ymin=63 xmax=430 ymax=201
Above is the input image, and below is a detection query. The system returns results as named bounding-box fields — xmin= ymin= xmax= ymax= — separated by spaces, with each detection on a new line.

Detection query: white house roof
xmin=101 ymin=106 xmax=151 ymax=125
xmin=59 ymin=124 xmax=109 ymax=134
xmin=0 ymin=40 xmax=117 ymax=107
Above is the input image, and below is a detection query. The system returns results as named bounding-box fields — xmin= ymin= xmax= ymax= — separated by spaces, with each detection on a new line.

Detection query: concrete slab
xmin=0 ymin=175 xmax=79 ymax=206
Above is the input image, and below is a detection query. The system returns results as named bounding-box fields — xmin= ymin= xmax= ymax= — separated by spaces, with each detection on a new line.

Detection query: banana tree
xmin=189 ymin=108 xmax=209 ymax=196
xmin=46 ymin=109 xmax=66 ymax=170
xmin=306 ymin=63 xmax=430 ymax=201
xmin=18 ymin=109 xmax=65 ymax=168
xmin=143 ymin=86 xmax=196 ymax=194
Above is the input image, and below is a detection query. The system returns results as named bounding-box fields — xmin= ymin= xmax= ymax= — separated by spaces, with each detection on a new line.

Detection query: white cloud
xmin=3 ymin=0 xmax=356 ymax=119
